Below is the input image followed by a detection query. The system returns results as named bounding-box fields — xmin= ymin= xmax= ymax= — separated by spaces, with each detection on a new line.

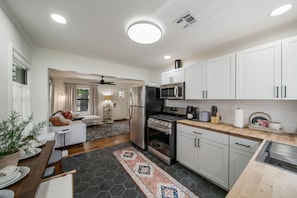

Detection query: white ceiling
xmin=4 ymin=0 xmax=297 ymax=69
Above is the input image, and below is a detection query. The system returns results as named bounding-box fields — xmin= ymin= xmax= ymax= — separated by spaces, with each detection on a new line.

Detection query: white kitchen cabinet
xmin=161 ymin=68 xmax=184 ymax=84
xmin=229 ymin=136 xmax=260 ymax=189
xmin=236 ymin=42 xmax=282 ymax=99
xmin=282 ymin=36 xmax=297 ymax=99
xmin=197 ymin=137 xmax=229 ymax=188
xmin=185 ymin=53 xmax=235 ymax=99
xmin=177 ymin=124 xmax=229 ymax=190
xmin=206 ymin=53 xmax=235 ymax=99
xmin=185 ymin=63 xmax=205 ymax=99
xmin=176 ymin=130 xmax=197 ymax=170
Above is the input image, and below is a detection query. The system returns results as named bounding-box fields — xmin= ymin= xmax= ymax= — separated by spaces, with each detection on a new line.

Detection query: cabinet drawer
xmin=229 ymin=136 xmax=260 ymax=153
xmin=177 ymin=124 xmax=228 ymax=145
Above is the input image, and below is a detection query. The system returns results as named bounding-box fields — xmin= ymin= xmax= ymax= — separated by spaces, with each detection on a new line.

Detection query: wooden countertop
xmin=177 ymin=120 xmax=297 ymax=198
xmin=8 ymin=141 xmax=55 ymax=198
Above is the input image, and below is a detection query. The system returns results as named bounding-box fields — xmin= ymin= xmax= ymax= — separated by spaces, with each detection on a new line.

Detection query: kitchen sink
xmin=255 ymin=140 xmax=297 ymax=174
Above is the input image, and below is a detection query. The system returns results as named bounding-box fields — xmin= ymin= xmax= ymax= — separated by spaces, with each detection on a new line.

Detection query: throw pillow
xmin=49 ymin=117 xmax=65 ymax=126
xmin=53 ymin=112 xmax=72 ymax=125
xmin=62 ymin=111 xmax=73 ymax=120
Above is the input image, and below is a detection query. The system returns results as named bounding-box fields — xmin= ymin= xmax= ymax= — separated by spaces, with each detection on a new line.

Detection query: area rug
xmin=113 ymin=147 xmax=199 ymax=198
xmin=87 ymin=120 xmax=130 ymax=141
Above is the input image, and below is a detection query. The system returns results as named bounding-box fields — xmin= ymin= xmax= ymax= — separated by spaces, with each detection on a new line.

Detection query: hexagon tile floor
xmin=62 ymin=142 xmax=227 ymax=198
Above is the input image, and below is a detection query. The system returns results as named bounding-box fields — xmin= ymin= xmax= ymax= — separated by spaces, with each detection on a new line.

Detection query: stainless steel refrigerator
xmin=129 ymin=86 xmax=164 ymax=149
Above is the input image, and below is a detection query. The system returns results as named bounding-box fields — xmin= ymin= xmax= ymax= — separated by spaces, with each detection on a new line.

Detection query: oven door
xmin=147 ymin=126 xmax=172 ymax=159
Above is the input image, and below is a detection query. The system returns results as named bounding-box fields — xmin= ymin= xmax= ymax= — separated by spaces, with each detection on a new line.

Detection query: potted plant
xmin=0 ymin=111 xmax=47 ymax=168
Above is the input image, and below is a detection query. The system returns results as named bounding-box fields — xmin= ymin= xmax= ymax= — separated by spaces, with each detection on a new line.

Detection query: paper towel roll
xmin=233 ymin=108 xmax=244 ymax=128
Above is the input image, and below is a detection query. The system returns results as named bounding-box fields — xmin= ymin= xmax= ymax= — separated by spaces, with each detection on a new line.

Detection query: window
xmin=76 ymin=88 xmax=89 ymax=112
xmin=12 ymin=49 xmax=29 ymax=85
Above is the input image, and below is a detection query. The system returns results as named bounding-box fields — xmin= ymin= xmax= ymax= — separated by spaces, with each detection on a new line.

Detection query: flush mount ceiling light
xmin=164 ymin=55 xmax=171 ymax=59
xmin=270 ymin=4 xmax=292 ymax=16
xmin=127 ymin=22 xmax=162 ymax=44
xmin=51 ymin=13 xmax=67 ymax=24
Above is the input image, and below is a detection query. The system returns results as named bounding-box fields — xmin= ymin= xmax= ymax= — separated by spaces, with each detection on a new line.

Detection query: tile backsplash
xmin=166 ymin=100 xmax=297 ymax=134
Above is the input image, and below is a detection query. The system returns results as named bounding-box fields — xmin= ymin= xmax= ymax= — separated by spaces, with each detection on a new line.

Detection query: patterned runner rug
xmin=113 ymin=147 xmax=199 ymax=198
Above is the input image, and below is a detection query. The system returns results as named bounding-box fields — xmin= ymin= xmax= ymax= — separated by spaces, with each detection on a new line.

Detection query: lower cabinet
xmin=177 ymin=124 xmax=229 ymax=190
xmin=177 ymin=124 xmax=261 ymax=191
xmin=229 ymin=136 xmax=260 ymax=189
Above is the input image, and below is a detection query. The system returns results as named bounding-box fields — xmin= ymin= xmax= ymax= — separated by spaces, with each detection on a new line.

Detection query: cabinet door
xmin=229 ymin=148 xmax=253 ymax=189
xmin=161 ymin=71 xmax=172 ymax=84
xmin=176 ymin=130 xmax=197 ymax=171
xmin=197 ymin=138 xmax=229 ymax=189
xmin=206 ymin=53 xmax=235 ymax=99
xmin=236 ymin=42 xmax=281 ymax=99
xmin=282 ymin=36 xmax=297 ymax=99
xmin=172 ymin=68 xmax=185 ymax=83
xmin=185 ymin=63 xmax=205 ymax=99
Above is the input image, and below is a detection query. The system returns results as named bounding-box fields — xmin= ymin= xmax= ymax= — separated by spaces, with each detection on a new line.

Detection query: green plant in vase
xmin=0 ymin=111 xmax=47 ymax=164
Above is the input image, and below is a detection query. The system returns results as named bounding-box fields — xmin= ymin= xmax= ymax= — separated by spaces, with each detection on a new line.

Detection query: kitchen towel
xmin=233 ymin=108 xmax=244 ymax=128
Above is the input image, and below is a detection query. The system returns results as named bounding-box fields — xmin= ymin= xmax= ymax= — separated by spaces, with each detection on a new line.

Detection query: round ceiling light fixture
xmin=270 ymin=4 xmax=292 ymax=16
xmin=127 ymin=22 xmax=162 ymax=44
xmin=51 ymin=13 xmax=67 ymax=24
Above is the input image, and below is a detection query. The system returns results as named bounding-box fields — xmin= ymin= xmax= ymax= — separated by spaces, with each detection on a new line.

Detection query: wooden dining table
xmin=7 ymin=140 xmax=55 ymax=198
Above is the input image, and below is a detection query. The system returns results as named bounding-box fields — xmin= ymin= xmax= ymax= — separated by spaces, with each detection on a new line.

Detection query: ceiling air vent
xmin=174 ymin=11 xmax=197 ymax=29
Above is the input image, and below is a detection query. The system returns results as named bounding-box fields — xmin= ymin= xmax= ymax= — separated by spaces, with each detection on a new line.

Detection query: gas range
xmin=147 ymin=107 xmax=186 ymax=165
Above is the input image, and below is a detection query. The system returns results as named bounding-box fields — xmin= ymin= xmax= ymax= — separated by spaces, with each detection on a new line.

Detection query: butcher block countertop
xmin=177 ymin=120 xmax=297 ymax=198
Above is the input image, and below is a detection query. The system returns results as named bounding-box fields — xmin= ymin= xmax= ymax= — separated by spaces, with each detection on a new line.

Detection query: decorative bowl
xmin=268 ymin=122 xmax=282 ymax=130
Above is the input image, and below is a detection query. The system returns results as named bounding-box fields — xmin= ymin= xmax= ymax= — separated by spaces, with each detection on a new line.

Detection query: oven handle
xmin=147 ymin=125 xmax=171 ymax=135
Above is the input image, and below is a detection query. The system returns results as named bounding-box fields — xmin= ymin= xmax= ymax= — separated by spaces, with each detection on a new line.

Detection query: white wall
xmin=31 ymin=48 xmax=150 ymax=127
xmin=0 ymin=5 xmax=33 ymax=120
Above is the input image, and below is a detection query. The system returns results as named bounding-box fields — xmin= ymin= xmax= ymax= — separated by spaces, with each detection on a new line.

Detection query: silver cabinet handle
xmin=275 ymin=86 xmax=279 ymax=98
xmin=205 ymin=90 xmax=208 ymax=98
xmin=202 ymin=90 xmax=205 ymax=98
xmin=235 ymin=142 xmax=251 ymax=148
xmin=194 ymin=138 xmax=197 ymax=147
xmin=282 ymin=86 xmax=287 ymax=98
xmin=193 ymin=131 xmax=202 ymax=135
xmin=197 ymin=139 xmax=200 ymax=148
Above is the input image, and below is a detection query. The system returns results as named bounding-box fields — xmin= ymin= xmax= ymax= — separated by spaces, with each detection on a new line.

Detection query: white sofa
xmin=81 ymin=115 xmax=101 ymax=126
xmin=49 ymin=121 xmax=86 ymax=148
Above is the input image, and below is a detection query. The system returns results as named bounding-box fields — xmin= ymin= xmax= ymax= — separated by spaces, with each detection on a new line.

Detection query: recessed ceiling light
xmin=270 ymin=4 xmax=292 ymax=16
xmin=51 ymin=13 xmax=67 ymax=24
xmin=127 ymin=22 xmax=162 ymax=44
xmin=164 ymin=55 xmax=171 ymax=59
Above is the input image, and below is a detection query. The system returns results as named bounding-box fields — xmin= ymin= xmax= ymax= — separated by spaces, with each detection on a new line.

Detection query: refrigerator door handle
xmin=129 ymin=91 xmax=133 ymax=119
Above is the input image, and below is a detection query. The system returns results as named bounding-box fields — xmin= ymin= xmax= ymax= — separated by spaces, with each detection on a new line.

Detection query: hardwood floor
xmin=67 ymin=133 xmax=130 ymax=157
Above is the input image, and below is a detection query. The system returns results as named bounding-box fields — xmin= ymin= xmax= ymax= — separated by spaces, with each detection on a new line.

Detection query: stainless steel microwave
xmin=160 ymin=82 xmax=185 ymax=99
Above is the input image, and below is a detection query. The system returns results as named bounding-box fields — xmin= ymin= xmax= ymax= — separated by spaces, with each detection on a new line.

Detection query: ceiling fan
xmin=97 ymin=76 xmax=116 ymax=85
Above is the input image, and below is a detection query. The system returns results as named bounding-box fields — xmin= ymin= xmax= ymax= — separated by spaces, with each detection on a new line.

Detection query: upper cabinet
xmin=161 ymin=68 xmax=185 ymax=84
xmin=185 ymin=53 xmax=235 ymax=99
xmin=165 ymin=35 xmax=297 ymax=100
xmin=236 ymin=42 xmax=282 ymax=99
xmin=205 ymin=53 xmax=235 ymax=99
xmin=282 ymin=36 xmax=297 ymax=99
xmin=185 ymin=63 xmax=205 ymax=99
